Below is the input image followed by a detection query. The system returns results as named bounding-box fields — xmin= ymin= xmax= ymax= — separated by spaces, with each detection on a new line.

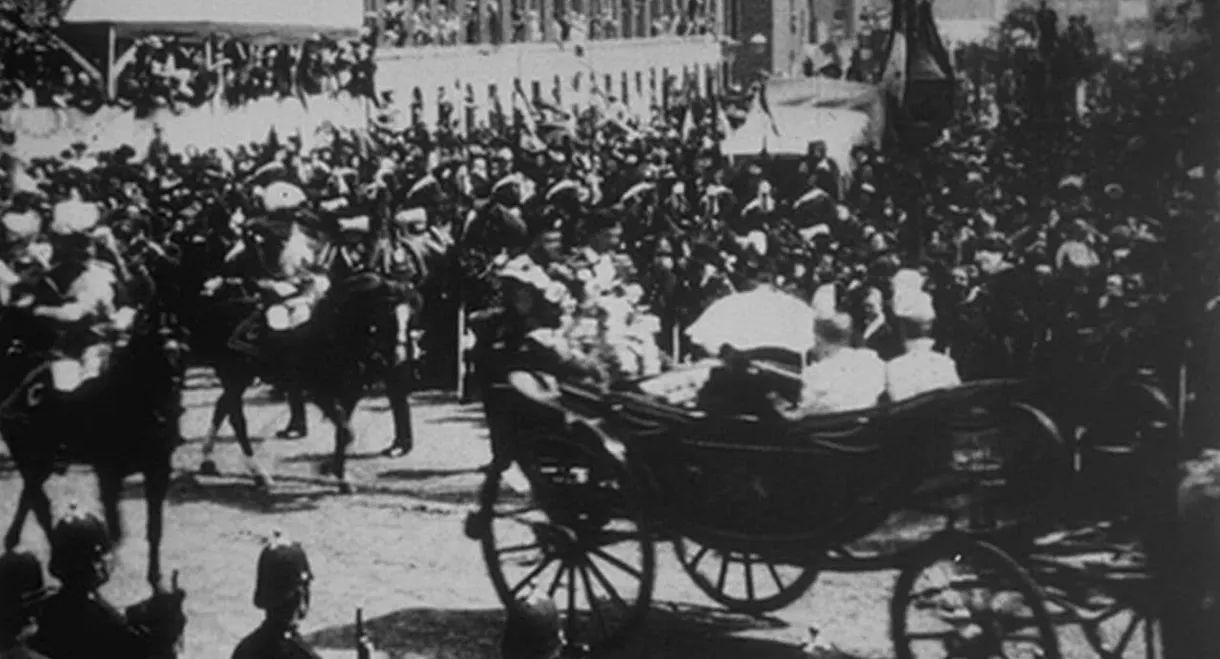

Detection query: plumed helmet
xmin=254 ymin=532 xmax=313 ymax=610
xmin=0 ymin=551 xmax=46 ymax=617
xmin=49 ymin=199 xmax=100 ymax=236
xmin=48 ymin=505 xmax=113 ymax=584
xmin=500 ymin=588 xmax=562 ymax=659
xmin=260 ymin=182 xmax=307 ymax=212
xmin=1 ymin=209 xmax=42 ymax=242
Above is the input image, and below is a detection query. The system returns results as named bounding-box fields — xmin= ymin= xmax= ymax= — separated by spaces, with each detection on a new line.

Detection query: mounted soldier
xmin=16 ymin=199 xmax=137 ymax=396
xmin=222 ymin=182 xmax=330 ymax=361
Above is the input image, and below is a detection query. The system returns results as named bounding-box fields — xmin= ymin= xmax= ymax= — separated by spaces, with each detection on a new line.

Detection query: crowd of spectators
xmin=374 ymin=0 xmax=716 ymax=48
xmin=1 ymin=5 xmax=1213 ymax=399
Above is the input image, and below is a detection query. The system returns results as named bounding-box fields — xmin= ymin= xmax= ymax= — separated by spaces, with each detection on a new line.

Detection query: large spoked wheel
xmin=1079 ymin=593 xmax=1158 ymax=659
xmin=892 ymin=533 xmax=1062 ymax=659
xmin=479 ymin=431 xmax=656 ymax=652
xmin=674 ymin=535 xmax=819 ymax=615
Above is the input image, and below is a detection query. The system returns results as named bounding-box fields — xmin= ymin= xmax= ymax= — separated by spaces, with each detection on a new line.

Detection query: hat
xmin=893 ymin=290 xmax=936 ymax=325
xmin=393 ymin=208 xmax=428 ymax=231
xmin=49 ymin=200 xmax=100 ymax=236
xmin=337 ymin=215 xmax=371 ymax=234
xmin=1 ymin=209 xmax=42 ymax=242
xmin=500 ymin=590 xmax=562 ymax=659
xmin=545 ymin=179 xmax=580 ymax=202
xmin=1104 ymin=182 xmax=1124 ymax=200
xmin=0 ymin=551 xmax=47 ymax=613
xmin=1058 ymin=175 xmax=1085 ymax=192
xmin=254 ymin=532 xmax=313 ymax=610
xmin=621 ymin=181 xmax=656 ymax=204
xmin=261 ymin=182 xmax=307 ymax=211
xmin=975 ymin=232 xmax=1008 ymax=254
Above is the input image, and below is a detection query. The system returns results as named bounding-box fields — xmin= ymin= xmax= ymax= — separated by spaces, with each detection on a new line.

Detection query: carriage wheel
xmin=674 ymin=535 xmax=819 ymax=615
xmin=1078 ymin=585 xmax=1159 ymax=659
xmin=479 ymin=433 xmax=656 ymax=652
xmin=891 ymin=533 xmax=1062 ymax=659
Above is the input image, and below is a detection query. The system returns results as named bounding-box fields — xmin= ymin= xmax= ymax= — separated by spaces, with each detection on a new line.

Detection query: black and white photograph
xmin=0 ymin=0 xmax=1216 ymax=657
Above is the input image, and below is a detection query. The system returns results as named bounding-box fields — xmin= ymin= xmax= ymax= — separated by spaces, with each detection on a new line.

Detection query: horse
xmin=186 ymin=218 xmax=410 ymax=492
xmin=0 ymin=298 xmax=188 ymax=591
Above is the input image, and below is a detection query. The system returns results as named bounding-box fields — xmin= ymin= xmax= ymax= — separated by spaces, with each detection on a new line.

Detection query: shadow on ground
xmin=305 ymin=602 xmax=856 ymax=659
xmin=132 ymin=474 xmax=334 ymax=515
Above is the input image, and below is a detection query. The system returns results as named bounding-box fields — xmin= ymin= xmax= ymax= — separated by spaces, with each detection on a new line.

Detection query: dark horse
xmin=185 ymin=227 xmax=409 ymax=492
xmin=0 ymin=303 xmax=187 ymax=590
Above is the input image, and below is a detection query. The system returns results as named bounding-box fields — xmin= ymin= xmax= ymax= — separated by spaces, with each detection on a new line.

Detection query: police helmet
xmin=253 ymin=533 xmax=313 ymax=610
xmin=48 ymin=505 xmax=113 ymax=585
xmin=501 ymin=588 xmax=562 ymax=659
xmin=0 ymin=550 xmax=47 ymax=619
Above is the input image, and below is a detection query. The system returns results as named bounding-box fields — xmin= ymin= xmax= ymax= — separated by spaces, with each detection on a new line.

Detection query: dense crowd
xmin=374 ymin=0 xmax=717 ymax=48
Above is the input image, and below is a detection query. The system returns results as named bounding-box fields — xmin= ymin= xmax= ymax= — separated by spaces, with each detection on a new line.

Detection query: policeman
xmin=0 ymin=551 xmax=51 ymax=659
xmin=31 ymin=507 xmax=182 ymax=659
xmin=500 ymin=588 xmax=565 ymax=659
xmin=231 ymin=533 xmax=323 ymax=659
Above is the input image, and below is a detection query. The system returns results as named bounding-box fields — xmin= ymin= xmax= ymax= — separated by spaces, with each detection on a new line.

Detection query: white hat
xmin=1 ymin=209 xmax=41 ymax=241
xmin=545 ymin=179 xmax=581 ymax=201
xmin=811 ymin=283 xmax=838 ymax=318
xmin=891 ymin=268 xmax=925 ymax=294
xmin=337 ymin=216 xmax=371 ymax=234
xmin=621 ymin=181 xmax=656 ymax=203
xmin=893 ymin=290 xmax=936 ymax=325
xmin=49 ymin=200 xmax=100 ymax=236
xmin=393 ymin=208 xmax=428 ymax=230
xmin=261 ymin=182 xmax=307 ymax=211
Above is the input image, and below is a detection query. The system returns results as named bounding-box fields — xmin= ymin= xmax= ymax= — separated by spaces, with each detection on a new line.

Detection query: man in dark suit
xmin=858 ymin=285 xmax=902 ymax=361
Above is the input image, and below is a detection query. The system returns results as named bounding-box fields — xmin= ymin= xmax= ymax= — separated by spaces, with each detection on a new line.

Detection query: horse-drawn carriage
xmin=466 ymin=348 xmax=1175 ymax=658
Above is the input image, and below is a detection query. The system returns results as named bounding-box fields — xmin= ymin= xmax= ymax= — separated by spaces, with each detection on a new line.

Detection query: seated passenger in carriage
xmin=497 ymin=210 xmax=605 ymax=394
xmin=792 ymin=312 xmax=887 ymax=415
xmin=560 ymin=210 xmax=664 ymax=383
xmin=885 ymin=287 xmax=961 ymax=402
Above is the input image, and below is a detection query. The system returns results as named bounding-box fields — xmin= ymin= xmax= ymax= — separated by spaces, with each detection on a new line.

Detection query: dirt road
xmin=0 ymin=369 xmax=1136 ymax=659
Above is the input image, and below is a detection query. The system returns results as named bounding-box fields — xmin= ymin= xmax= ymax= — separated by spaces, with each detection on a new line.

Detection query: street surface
xmin=0 ymin=368 xmax=1135 ymax=659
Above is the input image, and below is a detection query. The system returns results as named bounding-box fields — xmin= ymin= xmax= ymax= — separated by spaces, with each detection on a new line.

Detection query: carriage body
xmin=474 ymin=355 xmax=1068 ymax=651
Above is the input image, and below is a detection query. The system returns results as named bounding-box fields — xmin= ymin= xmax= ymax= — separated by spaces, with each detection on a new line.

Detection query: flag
xmin=512 ymin=80 xmax=539 ymax=136
xmin=880 ymin=0 xmax=909 ymax=108
xmin=714 ymin=97 xmax=733 ymax=138
xmin=680 ymin=105 xmax=696 ymax=141
xmin=757 ymin=85 xmax=780 ymax=137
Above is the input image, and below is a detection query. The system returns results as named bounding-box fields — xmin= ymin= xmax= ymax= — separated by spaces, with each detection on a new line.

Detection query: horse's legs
xmin=276 ymin=388 xmax=308 ymax=438
xmin=96 ymin=468 xmax=125 ymax=546
xmin=5 ymin=472 xmax=55 ymax=550
xmin=317 ymin=393 xmax=358 ymax=494
xmin=143 ymin=461 xmax=171 ymax=590
xmin=379 ymin=361 xmax=414 ymax=458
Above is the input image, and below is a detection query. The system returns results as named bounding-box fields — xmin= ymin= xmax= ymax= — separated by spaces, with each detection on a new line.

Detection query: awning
xmin=64 ymin=0 xmax=365 ymax=42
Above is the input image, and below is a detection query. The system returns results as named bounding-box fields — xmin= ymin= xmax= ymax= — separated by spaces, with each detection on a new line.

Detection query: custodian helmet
xmin=253 ymin=533 xmax=313 ymax=610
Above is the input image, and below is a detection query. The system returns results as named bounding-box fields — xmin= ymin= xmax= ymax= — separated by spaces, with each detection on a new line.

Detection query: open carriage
xmin=466 ymin=349 xmax=1103 ymax=656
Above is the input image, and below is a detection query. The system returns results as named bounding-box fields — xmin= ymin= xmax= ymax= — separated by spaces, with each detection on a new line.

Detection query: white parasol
xmin=686 ymin=286 xmax=815 ymax=355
